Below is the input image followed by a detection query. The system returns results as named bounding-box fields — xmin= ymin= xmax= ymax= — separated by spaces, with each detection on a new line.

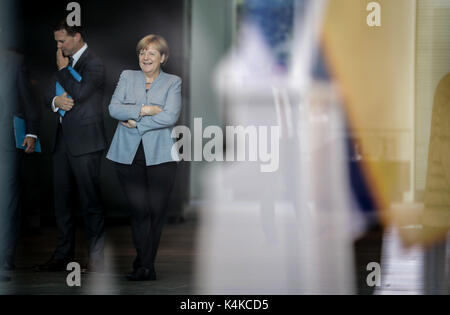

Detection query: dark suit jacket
xmin=46 ymin=48 xmax=106 ymax=156
xmin=0 ymin=50 xmax=40 ymax=151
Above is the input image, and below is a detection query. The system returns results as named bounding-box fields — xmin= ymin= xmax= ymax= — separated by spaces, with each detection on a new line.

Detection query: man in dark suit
xmin=36 ymin=21 xmax=106 ymax=272
xmin=0 ymin=48 xmax=40 ymax=282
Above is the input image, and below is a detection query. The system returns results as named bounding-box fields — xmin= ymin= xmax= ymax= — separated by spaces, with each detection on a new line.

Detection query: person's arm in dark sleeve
xmin=18 ymin=61 xmax=40 ymax=136
xmin=55 ymin=57 xmax=105 ymax=104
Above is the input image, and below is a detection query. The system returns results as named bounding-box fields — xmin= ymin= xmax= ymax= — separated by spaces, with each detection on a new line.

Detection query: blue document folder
xmin=56 ymin=66 xmax=82 ymax=117
xmin=13 ymin=115 xmax=42 ymax=153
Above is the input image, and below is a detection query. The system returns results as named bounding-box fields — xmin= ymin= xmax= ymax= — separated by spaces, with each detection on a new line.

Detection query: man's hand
xmin=140 ymin=105 xmax=163 ymax=116
xmin=121 ymin=120 xmax=137 ymax=129
xmin=54 ymin=92 xmax=74 ymax=111
xmin=22 ymin=136 xmax=36 ymax=154
xmin=56 ymin=48 xmax=69 ymax=70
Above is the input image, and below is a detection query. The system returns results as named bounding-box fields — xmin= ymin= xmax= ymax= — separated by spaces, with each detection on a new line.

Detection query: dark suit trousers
xmin=114 ymin=143 xmax=177 ymax=271
xmin=52 ymin=125 xmax=104 ymax=266
xmin=0 ymin=149 xmax=23 ymax=268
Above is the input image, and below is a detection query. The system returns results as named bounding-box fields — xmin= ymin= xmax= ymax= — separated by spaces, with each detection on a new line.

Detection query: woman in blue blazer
xmin=107 ymin=34 xmax=181 ymax=281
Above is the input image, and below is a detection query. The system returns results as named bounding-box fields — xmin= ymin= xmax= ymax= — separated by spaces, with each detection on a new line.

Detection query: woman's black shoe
xmin=126 ymin=267 xmax=156 ymax=281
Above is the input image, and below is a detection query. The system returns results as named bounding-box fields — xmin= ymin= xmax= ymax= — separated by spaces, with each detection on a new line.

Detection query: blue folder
xmin=56 ymin=66 xmax=82 ymax=117
xmin=13 ymin=115 xmax=42 ymax=153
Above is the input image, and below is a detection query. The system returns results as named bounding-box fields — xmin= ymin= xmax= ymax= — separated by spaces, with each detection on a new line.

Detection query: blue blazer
xmin=106 ymin=69 xmax=182 ymax=166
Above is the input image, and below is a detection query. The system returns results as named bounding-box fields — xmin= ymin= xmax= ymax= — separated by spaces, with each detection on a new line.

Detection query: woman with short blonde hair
xmin=107 ymin=34 xmax=182 ymax=281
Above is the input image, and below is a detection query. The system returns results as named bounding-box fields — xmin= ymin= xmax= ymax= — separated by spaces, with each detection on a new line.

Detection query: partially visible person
xmin=423 ymin=73 xmax=450 ymax=295
xmin=107 ymin=34 xmax=181 ymax=281
xmin=0 ymin=48 xmax=40 ymax=281
xmin=35 ymin=20 xmax=106 ymax=272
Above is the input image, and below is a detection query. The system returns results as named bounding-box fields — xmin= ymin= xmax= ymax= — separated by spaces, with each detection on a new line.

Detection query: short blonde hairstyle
xmin=136 ymin=34 xmax=170 ymax=66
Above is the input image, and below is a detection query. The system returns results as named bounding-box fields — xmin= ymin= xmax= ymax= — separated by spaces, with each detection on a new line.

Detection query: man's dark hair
xmin=52 ymin=19 xmax=85 ymax=38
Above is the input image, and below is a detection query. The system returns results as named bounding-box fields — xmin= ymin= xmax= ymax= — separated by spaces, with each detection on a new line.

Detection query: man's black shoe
xmin=125 ymin=267 xmax=156 ymax=281
xmin=34 ymin=258 xmax=69 ymax=272
xmin=81 ymin=263 xmax=105 ymax=274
